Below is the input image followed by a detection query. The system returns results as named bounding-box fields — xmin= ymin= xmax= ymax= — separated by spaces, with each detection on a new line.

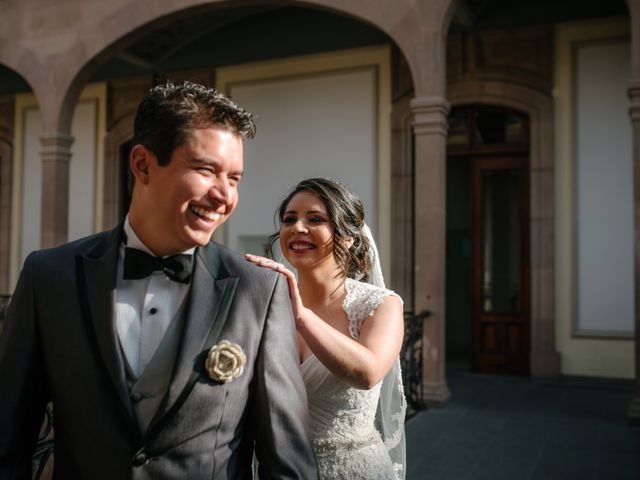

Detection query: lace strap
xmin=343 ymin=278 xmax=395 ymax=340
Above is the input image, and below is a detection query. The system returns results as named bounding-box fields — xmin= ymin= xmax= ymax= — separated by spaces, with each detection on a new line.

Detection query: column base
xmin=628 ymin=395 xmax=640 ymax=426
xmin=530 ymin=350 xmax=561 ymax=377
xmin=422 ymin=381 xmax=451 ymax=407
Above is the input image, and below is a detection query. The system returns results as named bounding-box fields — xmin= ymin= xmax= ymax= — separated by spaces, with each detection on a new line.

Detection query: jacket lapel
xmin=75 ymin=223 xmax=139 ymax=436
xmin=144 ymin=242 xmax=238 ymax=439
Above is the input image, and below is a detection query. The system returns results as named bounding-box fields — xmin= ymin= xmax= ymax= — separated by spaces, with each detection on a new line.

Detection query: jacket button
xmin=133 ymin=452 xmax=148 ymax=466
xmin=131 ymin=391 xmax=143 ymax=403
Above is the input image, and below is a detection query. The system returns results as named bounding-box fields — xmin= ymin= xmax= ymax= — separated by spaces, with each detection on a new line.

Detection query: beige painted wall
xmin=216 ymin=46 xmax=392 ymax=278
xmin=554 ymin=18 xmax=634 ymax=378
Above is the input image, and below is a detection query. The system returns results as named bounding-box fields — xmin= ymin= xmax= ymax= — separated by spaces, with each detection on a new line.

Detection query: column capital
xmin=40 ymin=132 xmax=74 ymax=146
xmin=40 ymin=132 xmax=74 ymax=164
xmin=410 ymin=96 xmax=450 ymax=137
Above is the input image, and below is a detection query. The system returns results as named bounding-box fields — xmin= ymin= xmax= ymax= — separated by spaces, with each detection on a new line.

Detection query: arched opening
xmin=79 ymin=2 xmax=416 ymax=288
xmin=446 ymin=105 xmax=531 ymax=375
xmin=79 ymin=0 xmax=427 ymax=407
xmin=90 ymin=5 xmax=391 ymax=82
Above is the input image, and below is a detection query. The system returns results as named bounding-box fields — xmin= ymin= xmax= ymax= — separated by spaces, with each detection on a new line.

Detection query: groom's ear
xmin=130 ymin=144 xmax=153 ymax=185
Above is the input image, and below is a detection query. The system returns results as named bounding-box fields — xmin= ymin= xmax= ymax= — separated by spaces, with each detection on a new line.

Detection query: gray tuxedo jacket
xmin=0 ymin=224 xmax=318 ymax=479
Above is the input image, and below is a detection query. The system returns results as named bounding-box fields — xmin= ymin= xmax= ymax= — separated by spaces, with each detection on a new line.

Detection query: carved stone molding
xmin=410 ymin=96 xmax=450 ymax=137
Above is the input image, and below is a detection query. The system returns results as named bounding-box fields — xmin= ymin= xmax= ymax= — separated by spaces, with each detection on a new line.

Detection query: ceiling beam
xmin=115 ymin=52 xmax=154 ymax=70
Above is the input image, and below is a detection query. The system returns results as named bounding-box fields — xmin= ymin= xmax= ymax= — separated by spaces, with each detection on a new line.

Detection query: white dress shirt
xmin=115 ymin=218 xmax=194 ymax=378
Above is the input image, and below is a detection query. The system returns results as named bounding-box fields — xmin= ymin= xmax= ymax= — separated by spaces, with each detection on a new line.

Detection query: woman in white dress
xmin=246 ymin=178 xmax=406 ymax=480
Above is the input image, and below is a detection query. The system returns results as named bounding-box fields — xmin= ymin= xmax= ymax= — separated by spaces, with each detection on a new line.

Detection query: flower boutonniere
xmin=205 ymin=340 xmax=246 ymax=383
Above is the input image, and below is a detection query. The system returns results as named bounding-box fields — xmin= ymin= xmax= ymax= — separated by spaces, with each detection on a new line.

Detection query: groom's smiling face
xmin=129 ymin=126 xmax=244 ymax=256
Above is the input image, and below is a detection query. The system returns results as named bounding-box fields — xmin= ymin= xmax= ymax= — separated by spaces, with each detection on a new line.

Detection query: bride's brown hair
xmin=269 ymin=178 xmax=372 ymax=282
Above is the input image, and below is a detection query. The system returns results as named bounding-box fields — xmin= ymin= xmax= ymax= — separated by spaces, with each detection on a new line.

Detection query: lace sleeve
xmin=343 ymin=278 xmax=399 ymax=340
xmin=342 ymin=278 xmax=406 ymax=479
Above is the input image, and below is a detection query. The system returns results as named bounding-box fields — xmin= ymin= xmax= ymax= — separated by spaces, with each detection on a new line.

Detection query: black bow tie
xmin=123 ymin=247 xmax=193 ymax=284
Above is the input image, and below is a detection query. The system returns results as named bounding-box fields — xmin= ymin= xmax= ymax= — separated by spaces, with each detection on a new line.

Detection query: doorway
xmin=446 ymin=106 xmax=530 ymax=375
xmin=119 ymin=140 xmax=133 ymax=219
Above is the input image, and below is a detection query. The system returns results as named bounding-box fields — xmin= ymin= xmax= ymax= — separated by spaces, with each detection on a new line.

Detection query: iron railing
xmin=401 ymin=310 xmax=430 ymax=417
xmin=0 ymin=294 xmax=10 ymax=336
xmin=0 ymin=295 xmax=54 ymax=479
xmin=32 ymin=406 xmax=54 ymax=480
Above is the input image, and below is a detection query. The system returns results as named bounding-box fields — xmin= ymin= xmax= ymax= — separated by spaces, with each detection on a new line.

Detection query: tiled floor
xmin=405 ymin=369 xmax=640 ymax=480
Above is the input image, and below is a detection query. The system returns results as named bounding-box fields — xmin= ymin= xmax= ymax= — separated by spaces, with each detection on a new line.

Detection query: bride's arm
xmin=246 ymin=254 xmax=404 ymax=390
xmin=296 ymin=294 xmax=403 ymax=389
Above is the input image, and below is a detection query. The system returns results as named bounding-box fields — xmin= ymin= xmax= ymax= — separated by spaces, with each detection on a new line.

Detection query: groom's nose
xmin=208 ymin=178 xmax=233 ymax=205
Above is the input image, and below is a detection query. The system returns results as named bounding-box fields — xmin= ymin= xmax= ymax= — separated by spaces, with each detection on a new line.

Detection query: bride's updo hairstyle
xmin=270 ymin=177 xmax=372 ymax=282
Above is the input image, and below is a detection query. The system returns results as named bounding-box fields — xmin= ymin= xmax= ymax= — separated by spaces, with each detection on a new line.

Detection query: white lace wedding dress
xmin=301 ymin=278 xmax=403 ymax=480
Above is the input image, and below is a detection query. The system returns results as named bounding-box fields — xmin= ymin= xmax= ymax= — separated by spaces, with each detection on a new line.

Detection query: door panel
xmin=472 ymin=156 xmax=530 ymax=375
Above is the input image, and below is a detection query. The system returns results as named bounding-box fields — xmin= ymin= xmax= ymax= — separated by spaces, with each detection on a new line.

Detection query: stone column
xmin=40 ymin=133 xmax=73 ymax=248
xmin=411 ymin=96 xmax=451 ymax=406
xmin=630 ymin=78 xmax=640 ymax=425
xmin=628 ymin=0 xmax=640 ymax=425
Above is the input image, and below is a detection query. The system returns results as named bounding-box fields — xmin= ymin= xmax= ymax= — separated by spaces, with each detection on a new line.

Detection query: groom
xmin=0 ymin=81 xmax=317 ymax=479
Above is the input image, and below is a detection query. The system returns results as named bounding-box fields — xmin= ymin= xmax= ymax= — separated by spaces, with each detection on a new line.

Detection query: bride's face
xmin=279 ymin=191 xmax=337 ymax=272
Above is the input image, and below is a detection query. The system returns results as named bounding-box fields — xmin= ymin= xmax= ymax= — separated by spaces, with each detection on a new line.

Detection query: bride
xmin=246 ymin=177 xmax=406 ymax=479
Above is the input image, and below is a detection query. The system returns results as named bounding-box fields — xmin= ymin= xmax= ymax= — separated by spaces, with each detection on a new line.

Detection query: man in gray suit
xmin=0 ymin=81 xmax=318 ymax=479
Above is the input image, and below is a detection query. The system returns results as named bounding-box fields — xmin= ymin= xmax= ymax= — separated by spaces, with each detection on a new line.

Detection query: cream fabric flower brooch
xmin=205 ymin=340 xmax=246 ymax=383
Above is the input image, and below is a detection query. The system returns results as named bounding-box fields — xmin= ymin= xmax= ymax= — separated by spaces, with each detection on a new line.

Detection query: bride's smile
xmin=279 ymin=190 xmax=336 ymax=271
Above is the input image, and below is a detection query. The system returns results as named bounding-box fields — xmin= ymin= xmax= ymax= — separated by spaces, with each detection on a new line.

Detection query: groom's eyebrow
xmin=191 ymin=157 xmax=219 ymax=167
xmin=191 ymin=157 xmax=244 ymax=176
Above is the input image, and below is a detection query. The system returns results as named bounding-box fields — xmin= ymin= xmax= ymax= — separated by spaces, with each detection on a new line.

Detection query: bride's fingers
xmin=245 ymin=254 xmax=291 ymax=275
xmin=245 ymin=253 xmax=277 ymax=267
xmin=245 ymin=253 xmax=270 ymax=264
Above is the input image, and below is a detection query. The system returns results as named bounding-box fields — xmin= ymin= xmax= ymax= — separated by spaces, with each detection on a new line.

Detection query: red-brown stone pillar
xmin=39 ymin=133 xmax=73 ymax=248
xmin=630 ymin=78 xmax=640 ymax=424
xmin=627 ymin=0 xmax=640 ymax=425
xmin=411 ymin=95 xmax=451 ymax=406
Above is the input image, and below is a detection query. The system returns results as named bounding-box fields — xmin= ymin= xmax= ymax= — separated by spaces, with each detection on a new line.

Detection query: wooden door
xmin=471 ymin=156 xmax=529 ymax=375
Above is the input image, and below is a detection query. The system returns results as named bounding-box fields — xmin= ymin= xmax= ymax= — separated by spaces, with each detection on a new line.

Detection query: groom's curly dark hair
xmin=133 ymin=80 xmax=255 ymax=166
xmin=269 ymin=177 xmax=372 ymax=282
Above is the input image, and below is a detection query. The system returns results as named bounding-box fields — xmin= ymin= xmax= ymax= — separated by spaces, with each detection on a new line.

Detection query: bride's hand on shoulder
xmin=244 ymin=254 xmax=307 ymax=322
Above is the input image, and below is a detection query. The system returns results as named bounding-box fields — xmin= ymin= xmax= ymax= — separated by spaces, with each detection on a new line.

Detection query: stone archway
xmin=0 ymin=0 xmax=454 ymax=246
xmin=1 ymin=0 xmax=454 ymax=110
xmin=447 ymin=80 xmax=560 ymax=377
